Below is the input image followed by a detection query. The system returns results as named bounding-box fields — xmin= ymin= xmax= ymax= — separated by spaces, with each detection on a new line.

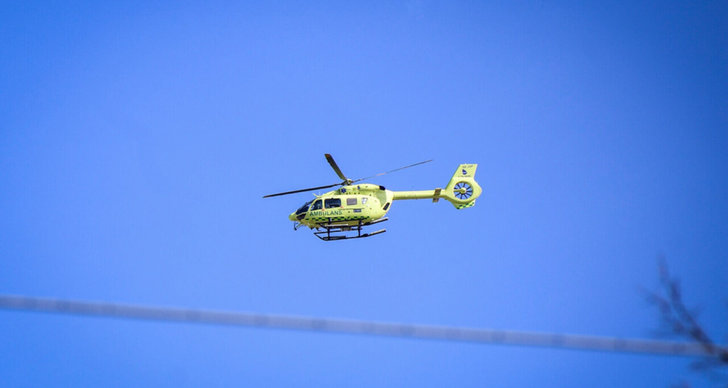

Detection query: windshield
xmin=296 ymin=200 xmax=313 ymax=215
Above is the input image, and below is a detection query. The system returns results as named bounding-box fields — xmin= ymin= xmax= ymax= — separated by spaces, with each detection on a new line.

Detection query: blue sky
xmin=1 ymin=1 xmax=727 ymax=386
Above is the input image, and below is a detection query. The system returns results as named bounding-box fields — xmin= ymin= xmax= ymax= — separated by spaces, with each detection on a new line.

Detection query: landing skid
xmin=314 ymin=218 xmax=388 ymax=241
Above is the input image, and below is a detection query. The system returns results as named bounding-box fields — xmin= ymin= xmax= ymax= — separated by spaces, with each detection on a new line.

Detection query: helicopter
xmin=263 ymin=154 xmax=482 ymax=241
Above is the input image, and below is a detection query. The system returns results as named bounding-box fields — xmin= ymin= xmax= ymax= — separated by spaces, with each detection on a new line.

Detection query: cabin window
xmin=324 ymin=198 xmax=341 ymax=208
xmin=346 ymin=198 xmax=357 ymax=206
xmin=311 ymin=200 xmax=323 ymax=210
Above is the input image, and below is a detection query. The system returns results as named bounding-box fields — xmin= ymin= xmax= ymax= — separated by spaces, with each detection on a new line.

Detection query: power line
xmin=0 ymin=294 xmax=716 ymax=357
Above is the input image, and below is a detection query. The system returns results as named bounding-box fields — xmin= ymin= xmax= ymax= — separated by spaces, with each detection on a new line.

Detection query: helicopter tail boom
xmin=391 ymin=164 xmax=481 ymax=209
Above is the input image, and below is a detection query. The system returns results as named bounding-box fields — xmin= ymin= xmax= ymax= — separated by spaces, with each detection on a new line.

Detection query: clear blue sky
xmin=1 ymin=1 xmax=726 ymax=386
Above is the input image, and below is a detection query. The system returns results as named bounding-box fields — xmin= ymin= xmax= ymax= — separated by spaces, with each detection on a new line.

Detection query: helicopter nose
xmin=289 ymin=212 xmax=297 ymax=221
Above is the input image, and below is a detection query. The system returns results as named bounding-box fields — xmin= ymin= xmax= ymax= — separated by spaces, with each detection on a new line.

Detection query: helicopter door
xmin=311 ymin=200 xmax=323 ymax=210
xmin=346 ymin=197 xmax=365 ymax=216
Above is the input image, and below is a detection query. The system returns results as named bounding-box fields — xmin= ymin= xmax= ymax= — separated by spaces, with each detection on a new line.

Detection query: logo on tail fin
xmin=462 ymin=169 xmax=467 ymax=175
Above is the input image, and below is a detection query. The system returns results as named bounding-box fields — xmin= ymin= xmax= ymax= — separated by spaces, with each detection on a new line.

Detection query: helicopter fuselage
xmin=289 ymin=183 xmax=393 ymax=228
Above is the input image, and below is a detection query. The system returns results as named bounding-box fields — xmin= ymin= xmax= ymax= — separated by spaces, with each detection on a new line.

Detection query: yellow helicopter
xmin=263 ymin=154 xmax=482 ymax=240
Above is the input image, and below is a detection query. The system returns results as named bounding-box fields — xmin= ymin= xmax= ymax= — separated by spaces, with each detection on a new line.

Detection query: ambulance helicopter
xmin=263 ymin=154 xmax=482 ymax=241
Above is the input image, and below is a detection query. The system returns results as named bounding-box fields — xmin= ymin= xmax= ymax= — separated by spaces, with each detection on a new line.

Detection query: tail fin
xmin=442 ymin=164 xmax=482 ymax=209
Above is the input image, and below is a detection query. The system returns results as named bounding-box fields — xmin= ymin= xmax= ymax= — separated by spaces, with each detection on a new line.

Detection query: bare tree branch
xmin=644 ymin=257 xmax=728 ymax=386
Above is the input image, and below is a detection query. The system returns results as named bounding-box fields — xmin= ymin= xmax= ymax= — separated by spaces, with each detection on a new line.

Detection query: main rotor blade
xmin=325 ymin=154 xmax=350 ymax=183
xmin=352 ymin=159 xmax=433 ymax=183
xmin=263 ymin=183 xmax=341 ymax=198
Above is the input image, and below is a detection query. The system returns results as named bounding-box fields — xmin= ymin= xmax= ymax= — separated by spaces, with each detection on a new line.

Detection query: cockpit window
xmin=311 ymin=199 xmax=323 ymax=210
xmin=296 ymin=200 xmax=313 ymax=215
xmin=324 ymin=198 xmax=341 ymax=208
